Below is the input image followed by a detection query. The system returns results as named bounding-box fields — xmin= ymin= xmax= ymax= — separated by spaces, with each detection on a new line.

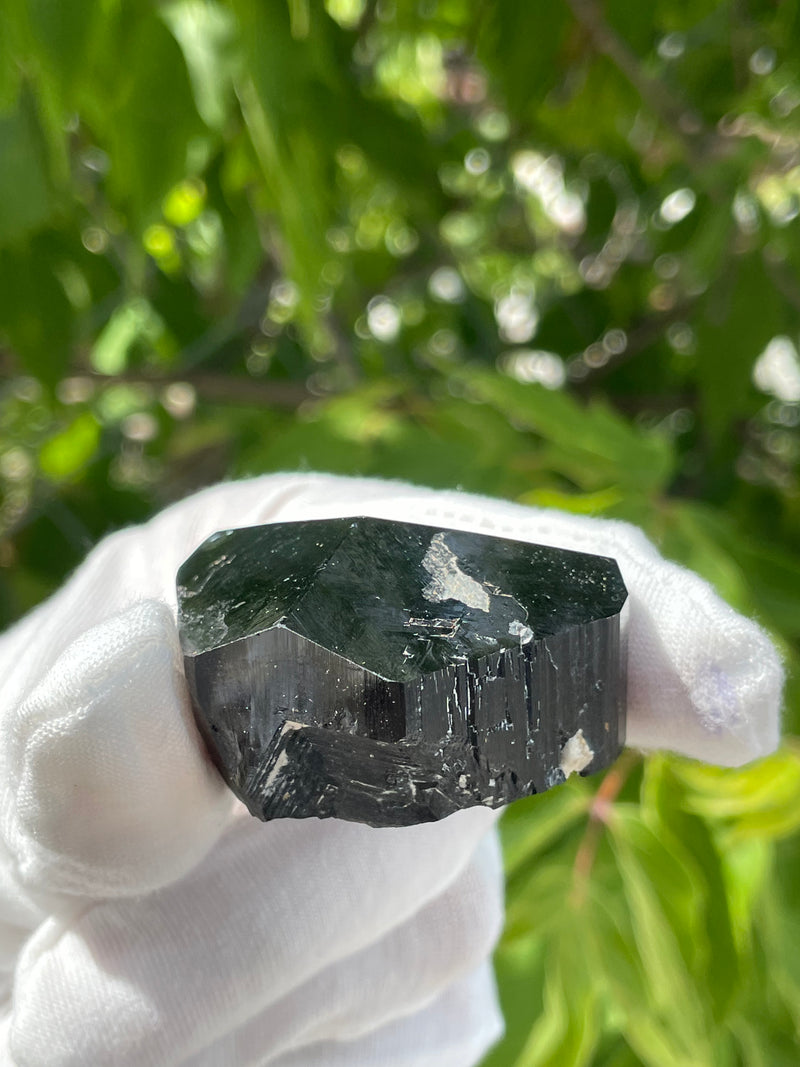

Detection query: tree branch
xmin=570 ymin=749 xmax=641 ymax=907
xmin=88 ymin=371 xmax=311 ymax=409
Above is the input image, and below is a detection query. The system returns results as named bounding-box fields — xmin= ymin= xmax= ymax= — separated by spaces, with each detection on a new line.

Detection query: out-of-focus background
xmin=1 ymin=1 xmax=799 ymax=1062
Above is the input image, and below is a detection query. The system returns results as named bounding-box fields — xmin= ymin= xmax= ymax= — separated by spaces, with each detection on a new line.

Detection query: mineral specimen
xmin=177 ymin=517 xmax=627 ymax=828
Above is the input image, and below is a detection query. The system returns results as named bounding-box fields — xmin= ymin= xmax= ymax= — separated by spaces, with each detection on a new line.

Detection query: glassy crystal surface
xmin=178 ymin=517 xmax=627 ymax=828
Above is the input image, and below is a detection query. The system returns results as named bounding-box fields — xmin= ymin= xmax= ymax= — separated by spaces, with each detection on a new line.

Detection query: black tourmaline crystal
xmin=177 ymin=517 xmax=627 ymax=828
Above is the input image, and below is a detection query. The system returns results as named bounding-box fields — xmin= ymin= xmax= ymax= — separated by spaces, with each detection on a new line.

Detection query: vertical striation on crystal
xmin=177 ymin=517 xmax=627 ymax=828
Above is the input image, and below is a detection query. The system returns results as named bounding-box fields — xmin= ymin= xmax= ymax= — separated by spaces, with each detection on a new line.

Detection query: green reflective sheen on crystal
xmin=177 ymin=517 xmax=626 ymax=684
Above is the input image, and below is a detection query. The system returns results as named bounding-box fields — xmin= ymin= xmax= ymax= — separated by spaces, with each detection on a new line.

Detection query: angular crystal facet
xmin=177 ymin=517 xmax=627 ymax=828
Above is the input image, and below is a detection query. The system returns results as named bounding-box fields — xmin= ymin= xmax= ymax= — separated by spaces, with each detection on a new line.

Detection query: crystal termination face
xmin=177 ymin=517 xmax=628 ymax=828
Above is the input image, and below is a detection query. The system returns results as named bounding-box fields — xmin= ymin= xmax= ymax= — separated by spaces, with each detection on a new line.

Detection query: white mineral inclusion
xmin=559 ymin=728 xmax=595 ymax=777
xmin=421 ymin=532 xmax=491 ymax=612
xmin=261 ymin=721 xmax=306 ymax=790
xmin=263 ymin=749 xmax=290 ymax=791
xmin=509 ymin=619 xmax=534 ymax=644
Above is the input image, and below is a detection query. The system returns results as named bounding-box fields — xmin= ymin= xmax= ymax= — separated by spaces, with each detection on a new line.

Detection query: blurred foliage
xmin=0 ymin=0 xmax=799 ymax=1063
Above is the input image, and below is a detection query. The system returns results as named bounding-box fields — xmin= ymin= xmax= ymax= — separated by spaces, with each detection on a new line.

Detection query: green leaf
xmin=520 ymin=487 xmax=624 ymax=515
xmin=695 ymin=253 xmax=783 ymax=449
xmin=228 ymin=0 xmax=343 ymax=325
xmin=501 ymin=776 xmax=591 ymax=880
xmin=230 ymin=0 xmax=439 ymax=332
xmin=640 ymin=756 xmax=741 ymax=1021
xmin=455 ymin=370 xmax=675 ymax=494
xmin=483 ymin=937 xmax=549 ymax=1067
xmin=608 ymin=809 xmax=714 ymax=1059
xmin=39 ymin=413 xmax=101 ymax=480
xmin=0 ymin=235 xmax=73 ymax=384
xmin=670 ymin=745 xmax=800 ymax=843
xmin=476 ymin=0 xmax=570 ymax=123
xmin=0 ymin=92 xmax=53 ymax=244
xmin=91 ymin=299 xmax=165 ymax=375
xmin=515 ymin=910 xmax=601 ymax=1067
xmin=613 ymin=805 xmax=707 ymax=969
xmin=0 ymin=7 xmax=22 ymax=108
xmin=504 ymin=853 xmax=584 ymax=945
xmin=666 ymin=502 xmax=800 ymax=640
xmin=24 ymin=0 xmax=101 ymax=98
xmin=582 ymin=886 xmax=705 ymax=1067
xmin=161 ymin=0 xmax=239 ymax=130
xmin=96 ymin=15 xmax=208 ymax=227
xmin=655 ymin=501 xmax=753 ymax=613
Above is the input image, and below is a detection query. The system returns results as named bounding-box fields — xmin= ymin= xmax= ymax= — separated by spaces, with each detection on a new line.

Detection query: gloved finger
xmin=0 ymin=844 xmax=51 ymax=1004
xmin=180 ymin=833 xmax=503 ymax=1066
xmin=267 ymin=962 xmax=503 ymax=1067
xmin=8 ymin=807 xmax=500 ymax=1066
xmin=1 ymin=600 xmax=232 ymax=899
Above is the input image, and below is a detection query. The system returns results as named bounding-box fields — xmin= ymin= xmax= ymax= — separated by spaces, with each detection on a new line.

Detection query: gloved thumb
xmin=1 ymin=600 xmax=232 ymax=901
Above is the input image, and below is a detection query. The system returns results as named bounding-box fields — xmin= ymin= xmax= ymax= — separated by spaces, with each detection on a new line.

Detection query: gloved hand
xmin=0 ymin=474 xmax=783 ymax=1067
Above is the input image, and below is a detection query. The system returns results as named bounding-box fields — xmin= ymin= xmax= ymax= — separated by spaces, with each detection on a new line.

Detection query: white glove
xmin=0 ymin=474 xmax=783 ymax=1067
